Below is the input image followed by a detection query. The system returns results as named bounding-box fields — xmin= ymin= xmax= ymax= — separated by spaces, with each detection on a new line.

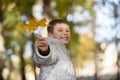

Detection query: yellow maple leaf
xmin=21 ymin=16 xmax=48 ymax=33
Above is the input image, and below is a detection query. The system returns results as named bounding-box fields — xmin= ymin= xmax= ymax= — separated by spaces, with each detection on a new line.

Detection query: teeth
xmin=61 ymin=35 xmax=68 ymax=40
xmin=62 ymin=37 xmax=67 ymax=40
xmin=61 ymin=35 xmax=66 ymax=38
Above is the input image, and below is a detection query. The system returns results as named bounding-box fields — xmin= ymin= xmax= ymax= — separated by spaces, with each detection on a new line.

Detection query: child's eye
xmin=66 ymin=30 xmax=70 ymax=32
xmin=58 ymin=30 xmax=63 ymax=32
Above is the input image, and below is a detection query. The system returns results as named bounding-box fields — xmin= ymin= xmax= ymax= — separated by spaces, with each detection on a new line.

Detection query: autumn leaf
xmin=21 ymin=16 xmax=48 ymax=33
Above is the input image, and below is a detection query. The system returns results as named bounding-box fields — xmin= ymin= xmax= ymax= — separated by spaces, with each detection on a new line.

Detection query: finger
xmin=36 ymin=35 xmax=44 ymax=40
xmin=37 ymin=37 xmax=46 ymax=41
xmin=37 ymin=39 xmax=47 ymax=45
xmin=37 ymin=42 xmax=48 ymax=47
xmin=37 ymin=38 xmax=46 ymax=42
xmin=37 ymin=44 xmax=47 ymax=47
xmin=37 ymin=40 xmax=46 ymax=44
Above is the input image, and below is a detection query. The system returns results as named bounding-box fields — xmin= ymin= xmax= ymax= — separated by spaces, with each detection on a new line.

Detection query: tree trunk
xmin=42 ymin=0 xmax=51 ymax=18
xmin=31 ymin=35 xmax=37 ymax=80
xmin=0 ymin=60 xmax=4 ymax=80
xmin=20 ymin=48 xmax=26 ymax=80
xmin=0 ymin=2 xmax=5 ymax=79
xmin=0 ymin=25 xmax=4 ymax=80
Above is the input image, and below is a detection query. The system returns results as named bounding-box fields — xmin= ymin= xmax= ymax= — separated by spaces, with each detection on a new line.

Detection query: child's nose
xmin=63 ymin=31 xmax=67 ymax=35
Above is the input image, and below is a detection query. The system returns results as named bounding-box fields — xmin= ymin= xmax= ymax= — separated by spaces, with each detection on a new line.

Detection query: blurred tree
xmin=0 ymin=0 xmax=6 ymax=79
xmin=94 ymin=0 xmax=120 ymax=79
xmin=0 ymin=0 xmax=36 ymax=80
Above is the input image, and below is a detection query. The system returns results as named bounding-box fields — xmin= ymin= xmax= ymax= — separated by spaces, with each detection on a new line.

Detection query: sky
xmin=66 ymin=0 xmax=120 ymax=43
xmin=91 ymin=0 xmax=120 ymax=43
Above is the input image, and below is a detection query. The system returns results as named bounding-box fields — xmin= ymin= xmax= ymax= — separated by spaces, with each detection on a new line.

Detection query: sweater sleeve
xmin=33 ymin=45 xmax=52 ymax=67
xmin=33 ymin=38 xmax=60 ymax=67
xmin=38 ymin=46 xmax=50 ymax=56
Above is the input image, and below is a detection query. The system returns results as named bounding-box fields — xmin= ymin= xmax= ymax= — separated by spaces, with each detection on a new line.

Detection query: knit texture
xmin=33 ymin=37 xmax=76 ymax=80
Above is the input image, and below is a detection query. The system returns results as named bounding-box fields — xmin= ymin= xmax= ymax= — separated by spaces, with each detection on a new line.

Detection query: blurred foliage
xmin=0 ymin=0 xmax=36 ymax=80
xmin=72 ymin=33 xmax=96 ymax=67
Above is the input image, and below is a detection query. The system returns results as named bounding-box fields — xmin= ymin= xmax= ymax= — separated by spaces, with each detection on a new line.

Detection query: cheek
xmin=68 ymin=33 xmax=71 ymax=38
xmin=69 ymin=35 xmax=71 ymax=39
xmin=53 ymin=32 xmax=60 ymax=38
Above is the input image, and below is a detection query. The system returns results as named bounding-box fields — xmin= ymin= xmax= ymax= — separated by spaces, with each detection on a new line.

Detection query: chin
xmin=63 ymin=41 xmax=69 ymax=45
xmin=60 ymin=39 xmax=70 ymax=45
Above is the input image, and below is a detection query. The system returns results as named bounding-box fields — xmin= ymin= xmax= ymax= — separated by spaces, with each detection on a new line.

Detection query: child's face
xmin=52 ymin=23 xmax=71 ymax=45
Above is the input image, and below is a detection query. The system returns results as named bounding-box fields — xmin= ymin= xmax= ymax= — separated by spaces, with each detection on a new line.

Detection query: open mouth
xmin=60 ymin=36 xmax=69 ymax=41
xmin=61 ymin=35 xmax=68 ymax=39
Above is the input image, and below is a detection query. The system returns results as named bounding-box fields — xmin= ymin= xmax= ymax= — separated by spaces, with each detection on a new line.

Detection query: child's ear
xmin=48 ymin=32 xmax=54 ymax=37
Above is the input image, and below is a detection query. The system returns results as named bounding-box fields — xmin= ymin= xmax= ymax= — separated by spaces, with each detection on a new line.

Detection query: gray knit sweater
xmin=33 ymin=37 xmax=76 ymax=80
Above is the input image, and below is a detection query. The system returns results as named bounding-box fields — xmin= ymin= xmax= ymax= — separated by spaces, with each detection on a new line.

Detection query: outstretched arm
xmin=33 ymin=37 xmax=59 ymax=67
xmin=36 ymin=35 xmax=48 ymax=53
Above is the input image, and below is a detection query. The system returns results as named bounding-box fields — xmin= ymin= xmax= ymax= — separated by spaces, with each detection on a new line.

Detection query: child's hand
xmin=36 ymin=35 xmax=48 ymax=52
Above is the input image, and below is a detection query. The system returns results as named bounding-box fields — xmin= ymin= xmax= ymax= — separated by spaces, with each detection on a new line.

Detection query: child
xmin=33 ymin=19 xmax=76 ymax=80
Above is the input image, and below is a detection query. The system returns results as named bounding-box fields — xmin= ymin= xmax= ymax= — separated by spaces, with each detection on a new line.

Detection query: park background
xmin=0 ymin=0 xmax=120 ymax=80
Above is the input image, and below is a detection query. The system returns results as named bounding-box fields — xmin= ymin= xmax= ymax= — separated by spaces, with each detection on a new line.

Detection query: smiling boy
xmin=33 ymin=19 xmax=76 ymax=80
